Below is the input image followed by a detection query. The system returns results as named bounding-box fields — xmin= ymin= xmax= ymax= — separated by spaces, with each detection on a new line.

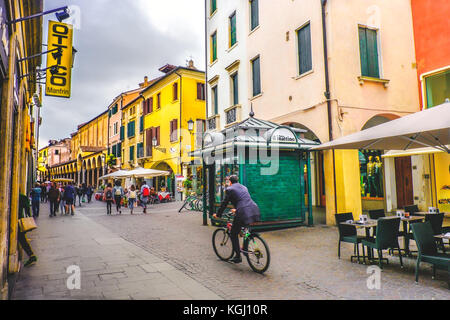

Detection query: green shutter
xmin=252 ymin=57 xmax=261 ymax=96
xmin=251 ymin=0 xmax=259 ymax=30
xmin=140 ymin=116 xmax=144 ymax=132
xmin=232 ymin=73 xmax=239 ymax=105
xmin=359 ymin=27 xmax=379 ymax=78
xmin=129 ymin=146 xmax=135 ymax=161
xmin=366 ymin=28 xmax=379 ymax=78
xmin=230 ymin=13 xmax=237 ymax=47
xmin=298 ymin=23 xmax=312 ymax=75
xmin=211 ymin=0 xmax=216 ymax=14
xmin=212 ymin=33 xmax=217 ymax=62
xmin=120 ymin=126 xmax=125 ymax=140
xmin=112 ymin=145 xmax=117 ymax=157
xmin=117 ymin=142 xmax=122 ymax=158
xmin=213 ymin=86 xmax=218 ymax=114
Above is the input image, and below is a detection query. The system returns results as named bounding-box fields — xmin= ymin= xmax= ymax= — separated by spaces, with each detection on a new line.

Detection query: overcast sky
xmin=39 ymin=0 xmax=205 ymax=148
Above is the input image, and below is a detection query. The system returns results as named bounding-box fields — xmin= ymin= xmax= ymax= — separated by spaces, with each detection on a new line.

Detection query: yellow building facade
xmin=141 ymin=65 xmax=206 ymax=192
xmin=121 ymin=96 xmax=144 ymax=170
xmin=0 ymin=0 xmax=43 ymax=299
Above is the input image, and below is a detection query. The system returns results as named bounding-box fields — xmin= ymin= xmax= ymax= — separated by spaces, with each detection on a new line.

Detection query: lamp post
xmin=152 ymin=137 xmax=166 ymax=153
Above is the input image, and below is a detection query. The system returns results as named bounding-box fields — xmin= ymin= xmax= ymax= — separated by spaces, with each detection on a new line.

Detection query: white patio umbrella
xmin=99 ymin=170 xmax=130 ymax=180
xmin=312 ymin=101 xmax=450 ymax=152
xmin=126 ymin=167 xmax=170 ymax=178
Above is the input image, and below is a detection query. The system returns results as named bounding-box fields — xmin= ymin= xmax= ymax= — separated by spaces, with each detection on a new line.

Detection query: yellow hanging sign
xmin=45 ymin=21 xmax=73 ymax=98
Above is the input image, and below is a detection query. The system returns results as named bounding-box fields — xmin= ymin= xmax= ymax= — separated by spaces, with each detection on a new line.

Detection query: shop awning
xmin=311 ymin=101 xmax=450 ymax=153
xmin=382 ymin=145 xmax=449 ymax=158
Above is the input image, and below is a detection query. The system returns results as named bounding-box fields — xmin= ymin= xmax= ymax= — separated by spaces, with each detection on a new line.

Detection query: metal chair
xmin=335 ymin=213 xmax=366 ymax=263
xmin=425 ymin=213 xmax=445 ymax=253
xmin=411 ymin=222 xmax=450 ymax=288
xmin=362 ymin=217 xmax=403 ymax=269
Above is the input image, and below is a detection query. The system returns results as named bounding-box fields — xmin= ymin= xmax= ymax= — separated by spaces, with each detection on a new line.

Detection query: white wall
xmin=207 ymin=0 xmax=249 ymax=129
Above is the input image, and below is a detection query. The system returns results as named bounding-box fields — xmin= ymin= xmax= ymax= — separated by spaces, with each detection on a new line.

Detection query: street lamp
xmin=188 ymin=119 xmax=194 ymax=132
xmin=152 ymin=137 xmax=166 ymax=153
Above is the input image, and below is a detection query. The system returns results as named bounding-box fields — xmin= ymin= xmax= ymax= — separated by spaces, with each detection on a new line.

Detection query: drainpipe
xmin=203 ymin=0 xmax=209 ymax=226
xmin=321 ymin=0 xmax=338 ymax=215
xmin=175 ymin=70 xmax=183 ymax=200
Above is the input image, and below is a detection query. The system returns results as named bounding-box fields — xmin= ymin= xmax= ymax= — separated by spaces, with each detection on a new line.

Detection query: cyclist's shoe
xmin=230 ymin=256 xmax=242 ymax=264
xmin=24 ymin=256 xmax=37 ymax=267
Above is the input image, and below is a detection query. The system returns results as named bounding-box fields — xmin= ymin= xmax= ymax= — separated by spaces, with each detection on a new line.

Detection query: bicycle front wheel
xmin=212 ymin=228 xmax=234 ymax=261
xmin=244 ymin=234 xmax=270 ymax=274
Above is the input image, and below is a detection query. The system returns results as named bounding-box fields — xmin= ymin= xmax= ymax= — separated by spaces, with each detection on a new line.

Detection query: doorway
xmin=395 ymin=156 xmax=414 ymax=209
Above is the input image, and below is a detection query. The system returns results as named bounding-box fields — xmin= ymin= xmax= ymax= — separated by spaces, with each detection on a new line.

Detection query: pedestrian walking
xmin=59 ymin=184 xmax=66 ymax=215
xmin=113 ymin=180 xmax=124 ymax=214
xmin=18 ymin=193 xmax=37 ymax=267
xmin=48 ymin=183 xmax=60 ymax=217
xmin=30 ymin=184 xmax=41 ymax=218
xmin=140 ymin=181 xmax=150 ymax=214
xmin=40 ymin=183 xmax=46 ymax=203
xmin=77 ymin=184 xmax=83 ymax=207
xmin=46 ymin=183 xmax=51 ymax=203
xmin=128 ymin=185 xmax=137 ymax=215
xmin=64 ymin=182 xmax=76 ymax=215
xmin=103 ymin=183 xmax=114 ymax=215
xmin=87 ymin=185 xmax=94 ymax=203
xmin=82 ymin=183 xmax=88 ymax=203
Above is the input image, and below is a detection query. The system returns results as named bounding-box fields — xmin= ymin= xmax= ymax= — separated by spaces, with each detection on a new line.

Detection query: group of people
xmin=102 ymin=180 xmax=159 ymax=215
xmin=30 ymin=182 xmax=95 ymax=218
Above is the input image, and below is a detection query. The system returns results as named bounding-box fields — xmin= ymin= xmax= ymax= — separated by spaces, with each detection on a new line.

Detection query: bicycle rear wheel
xmin=212 ymin=228 xmax=234 ymax=261
xmin=244 ymin=234 xmax=270 ymax=274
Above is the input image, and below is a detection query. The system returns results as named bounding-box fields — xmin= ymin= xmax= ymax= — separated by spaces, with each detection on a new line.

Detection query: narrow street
xmin=12 ymin=200 xmax=450 ymax=300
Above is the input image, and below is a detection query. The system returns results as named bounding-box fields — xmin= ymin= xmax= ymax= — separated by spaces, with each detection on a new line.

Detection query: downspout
xmin=203 ymin=0 xmax=209 ymax=226
xmin=175 ymin=70 xmax=182 ymax=200
xmin=321 ymin=0 xmax=338 ymax=215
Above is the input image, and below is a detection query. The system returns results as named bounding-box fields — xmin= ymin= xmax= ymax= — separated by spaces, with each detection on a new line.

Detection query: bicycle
xmin=212 ymin=213 xmax=270 ymax=274
xmin=178 ymin=193 xmax=203 ymax=213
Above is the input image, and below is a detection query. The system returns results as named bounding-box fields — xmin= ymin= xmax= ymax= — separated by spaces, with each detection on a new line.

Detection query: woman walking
xmin=113 ymin=180 xmax=124 ymax=214
xmin=59 ymin=184 xmax=66 ymax=215
xmin=103 ymin=183 xmax=114 ymax=215
xmin=128 ymin=185 xmax=137 ymax=215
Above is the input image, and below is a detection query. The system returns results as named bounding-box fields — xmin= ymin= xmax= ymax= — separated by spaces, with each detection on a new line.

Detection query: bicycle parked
xmin=178 ymin=193 xmax=203 ymax=213
xmin=212 ymin=212 xmax=270 ymax=274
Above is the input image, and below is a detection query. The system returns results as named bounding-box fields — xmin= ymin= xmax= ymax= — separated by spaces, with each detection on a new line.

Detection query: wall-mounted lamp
xmin=152 ymin=137 xmax=166 ymax=153
xmin=188 ymin=119 xmax=194 ymax=132
xmin=7 ymin=6 xmax=70 ymax=25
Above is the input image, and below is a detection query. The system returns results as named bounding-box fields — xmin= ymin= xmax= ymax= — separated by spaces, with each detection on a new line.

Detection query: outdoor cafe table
xmin=340 ymin=216 xmax=424 ymax=260
xmin=414 ymin=212 xmax=450 ymax=218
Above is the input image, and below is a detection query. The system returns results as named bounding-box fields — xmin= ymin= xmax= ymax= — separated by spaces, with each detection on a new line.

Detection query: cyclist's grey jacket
xmin=217 ymin=183 xmax=261 ymax=225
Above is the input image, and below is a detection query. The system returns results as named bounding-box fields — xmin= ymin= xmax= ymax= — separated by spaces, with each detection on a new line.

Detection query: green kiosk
xmin=197 ymin=116 xmax=319 ymax=231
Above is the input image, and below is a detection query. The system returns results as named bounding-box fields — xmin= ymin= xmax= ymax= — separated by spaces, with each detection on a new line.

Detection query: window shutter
xmin=140 ymin=116 xmax=144 ymax=132
xmin=156 ymin=127 xmax=160 ymax=146
xmin=366 ymin=28 xmax=379 ymax=78
xmin=298 ymin=23 xmax=312 ymax=75
xmin=197 ymin=83 xmax=201 ymax=100
xmin=359 ymin=27 xmax=369 ymax=77
xmin=149 ymin=97 xmax=153 ymax=113
xmin=251 ymin=0 xmax=259 ymax=30
xmin=252 ymin=57 xmax=261 ymax=96
xmin=146 ymin=129 xmax=153 ymax=157
xmin=173 ymin=119 xmax=178 ymax=141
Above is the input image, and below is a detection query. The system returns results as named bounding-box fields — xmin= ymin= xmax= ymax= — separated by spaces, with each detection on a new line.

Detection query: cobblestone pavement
xmin=11 ymin=201 xmax=221 ymax=300
xmin=83 ymin=200 xmax=450 ymax=300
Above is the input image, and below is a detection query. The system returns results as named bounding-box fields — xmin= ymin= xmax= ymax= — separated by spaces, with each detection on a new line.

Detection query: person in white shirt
xmin=128 ymin=185 xmax=137 ymax=215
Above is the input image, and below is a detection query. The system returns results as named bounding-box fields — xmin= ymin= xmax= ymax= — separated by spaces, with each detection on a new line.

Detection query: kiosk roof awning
xmin=196 ymin=116 xmax=319 ymax=156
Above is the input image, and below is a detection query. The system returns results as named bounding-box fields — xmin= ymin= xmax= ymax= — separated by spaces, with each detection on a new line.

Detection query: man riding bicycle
xmin=213 ymin=175 xmax=261 ymax=264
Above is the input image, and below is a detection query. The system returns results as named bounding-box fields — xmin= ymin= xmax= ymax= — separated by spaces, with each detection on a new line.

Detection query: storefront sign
xmin=265 ymin=127 xmax=298 ymax=144
xmin=46 ymin=21 xmax=73 ymax=98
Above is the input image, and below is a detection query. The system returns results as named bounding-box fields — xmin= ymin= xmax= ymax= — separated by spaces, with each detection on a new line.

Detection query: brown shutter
xmin=169 ymin=120 xmax=173 ymax=142
xmin=156 ymin=127 xmax=160 ymax=146
xmin=143 ymin=100 xmax=147 ymax=115
xmin=145 ymin=128 xmax=152 ymax=157
xmin=173 ymin=119 xmax=178 ymax=141
xmin=149 ymin=97 xmax=153 ymax=113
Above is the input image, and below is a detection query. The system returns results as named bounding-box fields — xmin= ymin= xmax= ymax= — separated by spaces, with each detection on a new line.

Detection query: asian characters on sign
xmin=46 ymin=21 xmax=73 ymax=98
xmin=359 ymin=150 xmax=384 ymax=198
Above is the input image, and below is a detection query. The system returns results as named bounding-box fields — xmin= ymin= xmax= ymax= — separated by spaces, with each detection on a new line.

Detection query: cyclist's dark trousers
xmin=114 ymin=196 xmax=122 ymax=212
xmin=231 ymin=218 xmax=246 ymax=258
